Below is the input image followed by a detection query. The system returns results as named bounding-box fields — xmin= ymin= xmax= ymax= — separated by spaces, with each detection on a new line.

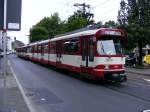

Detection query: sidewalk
xmin=125 ymin=67 xmax=150 ymax=77
xmin=0 ymin=59 xmax=30 ymax=112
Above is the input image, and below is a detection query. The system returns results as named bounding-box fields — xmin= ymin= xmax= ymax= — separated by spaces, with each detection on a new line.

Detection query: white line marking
xmin=143 ymin=79 xmax=150 ymax=83
xmin=142 ymin=109 xmax=150 ymax=112
xmin=41 ymin=98 xmax=46 ymax=101
xmin=8 ymin=60 xmax=36 ymax=112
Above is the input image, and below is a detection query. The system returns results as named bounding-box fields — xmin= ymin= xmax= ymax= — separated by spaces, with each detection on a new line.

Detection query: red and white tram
xmin=16 ymin=28 xmax=127 ymax=82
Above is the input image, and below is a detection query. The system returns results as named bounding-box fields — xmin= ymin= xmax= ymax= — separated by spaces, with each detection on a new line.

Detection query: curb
xmin=8 ymin=60 xmax=36 ymax=112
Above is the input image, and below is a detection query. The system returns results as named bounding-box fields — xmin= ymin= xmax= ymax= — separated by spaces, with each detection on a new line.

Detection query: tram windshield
xmin=97 ymin=38 xmax=122 ymax=55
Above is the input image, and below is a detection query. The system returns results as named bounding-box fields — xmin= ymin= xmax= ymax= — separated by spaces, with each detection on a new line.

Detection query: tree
xmin=36 ymin=13 xmax=63 ymax=37
xmin=128 ymin=0 xmax=150 ymax=65
xmin=29 ymin=3 xmax=95 ymax=42
xmin=104 ymin=20 xmax=119 ymax=28
xmin=63 ymin=16 xmax=88 ymax=32
xmin=117 ymin=0 xmax=129 ymax=26
xmin=62 ymin=4 xmax=94 ymax=32
xmin=118 ymin=0 xmax=150 ymax=65
xmin=29 ymin=26 xmax=48 ymax=43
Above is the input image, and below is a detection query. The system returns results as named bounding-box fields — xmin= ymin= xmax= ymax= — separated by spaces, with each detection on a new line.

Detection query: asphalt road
xmin=9 ymin=54 xmax=150 ymax=112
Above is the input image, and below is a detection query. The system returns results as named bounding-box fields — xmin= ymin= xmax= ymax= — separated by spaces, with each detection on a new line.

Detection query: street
xmin=9 ymin=54 xmax=150 ymax=112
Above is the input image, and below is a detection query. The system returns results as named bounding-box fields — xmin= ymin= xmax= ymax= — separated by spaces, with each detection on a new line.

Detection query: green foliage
xmin=118 ymin=0 xmax=150 ymax=65
xmin=36 ymin=13 xmax=62 ymax=37
xmin=104 ymin=20 xmax=119 ymax=28
xmin=62 ymin=10 xmax=94 ymax=32
xmin=29 ymin=10 xmax=94 ymax=42
xmin=63 ymin=17 xmax=88 ymax=32
xmin=29 ymin=26 xmax=48 ymax=43
xmin=118 ymin=0 xmax=150 ymax=50
xmin=72 ymin=10 xmax=94 ymax=25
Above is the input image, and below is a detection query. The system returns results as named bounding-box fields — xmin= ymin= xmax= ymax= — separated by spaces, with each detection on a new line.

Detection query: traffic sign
xmin=0 ymin=0 xmax=4 ymax=30
xmin=0 ymin=0 xmax=22 ymax=31
xmin=7 ymin=0 xmax=22 ymax=31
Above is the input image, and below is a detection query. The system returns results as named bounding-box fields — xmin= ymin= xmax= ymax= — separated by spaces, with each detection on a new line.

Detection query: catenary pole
xmin=2 ymin=0 xmax=7 ymax=108
xmin=3 ymin=0 xmax=7 ymax=87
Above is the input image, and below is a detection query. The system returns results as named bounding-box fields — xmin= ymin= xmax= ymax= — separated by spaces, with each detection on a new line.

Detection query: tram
xmin=16 ymin=28 xmax=127 ymax=82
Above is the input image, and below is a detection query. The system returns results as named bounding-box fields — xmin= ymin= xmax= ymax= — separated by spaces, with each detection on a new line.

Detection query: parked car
xmin=125 ymin=53 xmax=136 ymax=67
xmin=0 ymin=52 xmax=4 ymax=57
xmin=0 ymin=51 xmax=12 ymax=57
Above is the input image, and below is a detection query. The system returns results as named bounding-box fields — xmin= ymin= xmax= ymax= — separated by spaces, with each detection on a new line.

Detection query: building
xmin=12 ymin=37 xmax=25 ymax=51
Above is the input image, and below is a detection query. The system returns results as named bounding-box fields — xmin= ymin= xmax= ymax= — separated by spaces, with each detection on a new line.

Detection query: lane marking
xmin=143 ymin=79 xmax=150 ymax=83
xmin=127 ymin=79 xmax=150 ymax=88
xmin=8 ymin=60 xmax=36 ymax=112
xmin=142 ymin=109 xmax=150 ymax=112
xmin=128 ymin=77 xmax=150 ymax=85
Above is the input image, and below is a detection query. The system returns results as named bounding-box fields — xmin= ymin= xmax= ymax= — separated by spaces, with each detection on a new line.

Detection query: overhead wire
xmin=92 ymin=0 xmax=112 ymax=9
xmin=56 ymin=0 xmax=118 ymax=22
xmin=84 ymin=0 xmax=92 ymax=3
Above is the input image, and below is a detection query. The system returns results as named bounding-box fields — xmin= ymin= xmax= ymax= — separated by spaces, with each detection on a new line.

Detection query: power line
xmin=92 ymin=0 xmax=112 ymax=9
xmin=84 ymin=0 xmax=92 ymax=3
xmin=65 ymin=0 xmax=76 ymax=6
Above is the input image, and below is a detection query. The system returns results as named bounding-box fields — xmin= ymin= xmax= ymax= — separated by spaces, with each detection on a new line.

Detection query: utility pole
xmin=3 ymin=0 xmax=7 ymax=88
xmin=74 ymin=2 xmax=94 ymax=23
xmin=74 ymin=3 xmax=90 ymax=15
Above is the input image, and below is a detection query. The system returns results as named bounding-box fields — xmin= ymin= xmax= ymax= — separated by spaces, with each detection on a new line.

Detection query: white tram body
xmin=16 ymin=28 xmax=127 ymax=82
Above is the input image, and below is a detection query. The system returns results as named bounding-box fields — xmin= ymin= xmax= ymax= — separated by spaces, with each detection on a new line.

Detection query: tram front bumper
xmin=104 ymin=71 xmax=127 ymax=82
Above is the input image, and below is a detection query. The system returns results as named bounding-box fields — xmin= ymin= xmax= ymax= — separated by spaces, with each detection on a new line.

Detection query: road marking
xmin=8 ymin=60 xmax=36 ymax=112
xmin=142 ymin=109 xmax=150 ymax=112
xmin=143 ymin=79 xmax=150 ymax=83
xmin=41 ymin=98 xmax=46 ymax=101
xmin=127 ymin=79 xmax=150 ymax=88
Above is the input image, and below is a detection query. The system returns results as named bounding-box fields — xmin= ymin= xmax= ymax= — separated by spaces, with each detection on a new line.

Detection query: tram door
xmin=56 ymin=41 xmax=62 ymax=67
xmin=81 ymin=37 xmax=94 ymax=73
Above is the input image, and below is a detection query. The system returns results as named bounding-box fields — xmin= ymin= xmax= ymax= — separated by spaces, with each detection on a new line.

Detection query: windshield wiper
xmin=100 ymin=41 xmax=106 ymax=54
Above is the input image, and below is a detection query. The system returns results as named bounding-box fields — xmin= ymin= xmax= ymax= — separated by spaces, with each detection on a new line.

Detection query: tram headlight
xmin=104 ymin=65 xmax=109 ymax=70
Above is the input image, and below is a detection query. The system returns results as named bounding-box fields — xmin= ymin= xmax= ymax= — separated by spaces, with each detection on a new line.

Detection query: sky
xmin=8 ymin=0 xmax=122 ymax=44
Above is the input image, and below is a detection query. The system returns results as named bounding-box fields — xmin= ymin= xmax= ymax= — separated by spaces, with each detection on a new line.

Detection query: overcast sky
xmin=8 ymin=0 xmax=122 ymax=44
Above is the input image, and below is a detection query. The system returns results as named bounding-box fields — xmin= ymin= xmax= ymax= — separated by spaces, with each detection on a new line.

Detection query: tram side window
xmin=50 ymin=42 xmax=56 ymax=53
xmin=27 ymin=48 xmax=30 ymax=53
xmin=34 ymin=45 xmax=37 ymax=53
xmin=38 ymin=46 xmax=41 ymax=53
xmin=63 ymin=39 xmax=79 ymax=54
xmin=44 ymin=44 xmax=48 ymax=52
xmin=82 ymin=38 xmax=86 ymax=61
xmin=89 ymin=37 xmax=94 ymax=61
xmin=29 ymin=47 xmax=31 ymax=53
xmin=41 ymin=45 xmax=44 ymax=53
xmin=31 ymin=47 xmax=34 ymax=52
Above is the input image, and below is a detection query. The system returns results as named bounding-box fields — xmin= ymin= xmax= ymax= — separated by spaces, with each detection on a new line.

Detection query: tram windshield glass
xmin=97 ymin=37 xmax=122 ymax=55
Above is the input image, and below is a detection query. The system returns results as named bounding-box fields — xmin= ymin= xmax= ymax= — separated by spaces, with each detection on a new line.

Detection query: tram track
xmin=126 ymin=72 xmax=150 ymax=86
xmin=126 ymin=70 xmax=150 ymax=77
xmin=127 ymin=78 xmax=150 ymax=88
xmin=103 ymin=82 xmax=150 ymax=103
xmin=105 ymin=73 xmax=150 ymax=103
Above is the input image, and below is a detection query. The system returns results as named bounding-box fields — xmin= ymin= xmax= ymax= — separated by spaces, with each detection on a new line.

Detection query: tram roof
xmin=37 ymin=39 xmax=50 ymax=44
xmin=50 ymin=28 xmax=123 ymax=42
xmin=50 ymin=29 xmax=99 ymax=42
xmin=19 ymin=28 xmax=123 ymax=48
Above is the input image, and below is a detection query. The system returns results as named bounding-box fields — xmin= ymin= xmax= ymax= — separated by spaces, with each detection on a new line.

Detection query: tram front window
xmin=97 ymin=38 xmax=122 ymax=55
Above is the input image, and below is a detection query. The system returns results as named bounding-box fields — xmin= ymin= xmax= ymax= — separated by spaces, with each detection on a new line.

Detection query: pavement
xmin=0 ymin=57 xmax=30 ymax=112
xmin=125 ymin=66 xmax=150 ymax=76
